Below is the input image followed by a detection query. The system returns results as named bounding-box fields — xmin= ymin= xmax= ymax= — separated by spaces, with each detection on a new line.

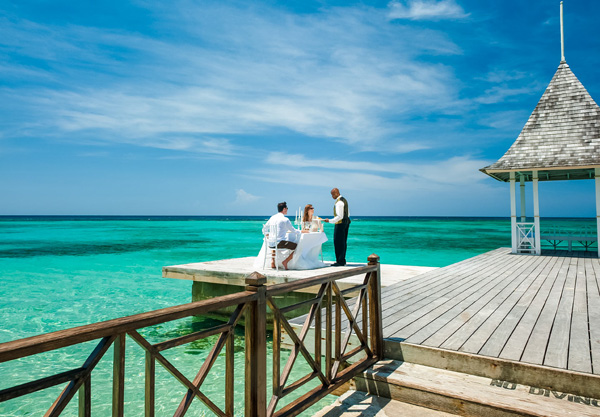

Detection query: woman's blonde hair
xmin=302 ymin=204 xmax=314 ymax=223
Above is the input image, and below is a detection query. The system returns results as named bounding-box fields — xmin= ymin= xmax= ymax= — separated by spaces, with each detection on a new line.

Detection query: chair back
xmin=265 ymin=223 xmax=278 ymax=248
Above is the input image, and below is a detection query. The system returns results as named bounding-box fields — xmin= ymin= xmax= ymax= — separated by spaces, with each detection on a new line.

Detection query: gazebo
xmin=480 ymin=4 xmax=600 ymax=256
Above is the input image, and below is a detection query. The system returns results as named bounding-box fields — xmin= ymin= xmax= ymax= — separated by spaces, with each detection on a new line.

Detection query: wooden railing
xmin=0 ymin=254 xmax=382 ymax=417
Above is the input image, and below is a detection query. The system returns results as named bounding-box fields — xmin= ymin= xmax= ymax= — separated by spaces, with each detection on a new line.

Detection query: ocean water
xmin=0 ymin=216 xmax=595 ymax=416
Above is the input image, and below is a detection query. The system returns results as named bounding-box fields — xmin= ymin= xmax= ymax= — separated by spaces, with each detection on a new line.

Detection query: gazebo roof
xmin=481 ymin=61 xmax=600 ymax=182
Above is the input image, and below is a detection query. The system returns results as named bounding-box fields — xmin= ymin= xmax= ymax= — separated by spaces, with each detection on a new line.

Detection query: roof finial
xmin=560 ymin=1 xmax=565 ymax=62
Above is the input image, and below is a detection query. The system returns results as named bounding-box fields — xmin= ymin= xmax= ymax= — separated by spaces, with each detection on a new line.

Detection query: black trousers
xmin=333 ymin=221 xmax=350 ymax=265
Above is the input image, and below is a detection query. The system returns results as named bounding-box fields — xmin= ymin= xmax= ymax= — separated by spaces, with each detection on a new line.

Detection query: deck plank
xmin=543 ymin=257 xmax=577 ymax=369
xmin=490 ymin=256 xmax=564 ymax=360
xmin=325 ymin=249 xmax=511 ymax=337
xmin=520 ymin=256 xmax=571 ymax=365
xmin=383 ymin=250 xmax=519 ymax=340
xmin=408 ymin=254 xmax=535 ymax=347
xmin=379 ymin=249 xmax=508 ymax=310
xmin=398 ymin=254 xmax=531 ymax=345
xmin=328 ymin=249 xmax=510 ymax=336
xmin=567 ymin=257 xmax=592 ymax=373
xmin=441 ymin=254 xmax=549 ymax=353
xmin=588 ymin=257 xmax=600 ymax=373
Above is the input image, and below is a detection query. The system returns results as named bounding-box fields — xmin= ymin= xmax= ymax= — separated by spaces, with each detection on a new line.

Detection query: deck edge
xmin=384 ymin=340 xmax=600 ymax=399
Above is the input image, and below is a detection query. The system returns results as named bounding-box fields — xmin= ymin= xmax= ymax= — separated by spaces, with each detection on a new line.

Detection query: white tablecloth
xmin=253 ymin=231 xmax=328 ymax=270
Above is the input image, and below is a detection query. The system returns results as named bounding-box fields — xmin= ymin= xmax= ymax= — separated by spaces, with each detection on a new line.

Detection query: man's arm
xmin=327 ymin=200 xmax=344 ymax=224
xmin=283 ymin=217 xmax=297 ymax=233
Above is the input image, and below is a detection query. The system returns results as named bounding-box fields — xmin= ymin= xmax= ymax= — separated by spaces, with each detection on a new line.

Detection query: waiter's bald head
xmin=330 ymin=188 xmax=340 ymax=199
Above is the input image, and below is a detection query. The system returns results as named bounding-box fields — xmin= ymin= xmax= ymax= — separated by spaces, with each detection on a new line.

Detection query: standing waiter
xmin=323 ymin=188 xmax=350 ymax=266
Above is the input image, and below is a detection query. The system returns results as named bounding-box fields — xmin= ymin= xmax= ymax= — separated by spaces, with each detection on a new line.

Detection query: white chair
xmin=263 ymin=223 xmax=285 ymax=271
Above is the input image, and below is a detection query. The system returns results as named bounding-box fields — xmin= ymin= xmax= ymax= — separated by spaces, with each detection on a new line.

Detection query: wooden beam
xmin=510 ymin=172 xmax=517 ymax=253
xmin=533 ymin=170 xmax=541 ymax=255
xmin=520 ymin=174 xmax=526 ymax=222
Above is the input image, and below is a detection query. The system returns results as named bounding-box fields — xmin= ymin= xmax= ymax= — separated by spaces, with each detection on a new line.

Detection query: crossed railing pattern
xmin=516 ymin=222 xmax=536 ymax=253
xmin=266 ymin=257 xmax=381 ymax=416
xmin=0 ymin=254 xmax=382 ymax=417
xmin=0 ymin=292 xmax=256 ymax=417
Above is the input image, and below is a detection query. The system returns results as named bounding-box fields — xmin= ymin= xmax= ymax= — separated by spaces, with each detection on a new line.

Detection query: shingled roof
xmin=481 ymin=61 xmax=600 ymax=182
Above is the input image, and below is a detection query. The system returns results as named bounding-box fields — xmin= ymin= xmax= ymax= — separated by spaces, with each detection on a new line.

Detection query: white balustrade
xmin=516 ymin=222 xmax=537 ymax=254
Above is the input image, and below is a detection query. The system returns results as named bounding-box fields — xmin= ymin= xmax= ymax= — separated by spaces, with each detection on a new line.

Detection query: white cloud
xmin=0 ymin=2 xmax=464 ymax=153
xmin=475 ymin=85 xmax=540 ymax=105
xmin=234 ymin=189 xmax=260 ymax=204
xmin=263 ymin=152 xmax=491 ymax=186
xmin=388 ymin=0 xmax=468 ymax=21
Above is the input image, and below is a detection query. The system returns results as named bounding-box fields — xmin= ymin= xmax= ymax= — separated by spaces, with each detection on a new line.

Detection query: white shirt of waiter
xmin=263 ymin=212 xmax=299 ymax=243
xmin=330 ymin=196 xmax=349 ymax=225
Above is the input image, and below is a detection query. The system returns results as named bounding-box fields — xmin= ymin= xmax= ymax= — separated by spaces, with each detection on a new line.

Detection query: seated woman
xmin=302 ymin=204 xmax=324 ymax=233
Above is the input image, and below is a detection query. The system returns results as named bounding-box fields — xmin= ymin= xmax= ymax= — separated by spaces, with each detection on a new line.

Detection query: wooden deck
xmin=381 ymin=247 xmax=599 ymax=375
xmin=286 ymin=247 xmax=600 ymax=398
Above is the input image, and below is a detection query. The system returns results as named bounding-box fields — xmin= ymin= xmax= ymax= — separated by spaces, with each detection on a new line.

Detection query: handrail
xmin=0 ymin=291 xmax=258 ymax=363
xmin=266 ymin=264 xmax=376 ymax=296
xmin=0 ymin=254 xmax=383 ymax=417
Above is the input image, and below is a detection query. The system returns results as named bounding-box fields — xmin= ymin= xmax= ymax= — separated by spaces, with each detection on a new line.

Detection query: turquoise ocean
xmin=0 ymin=216 xmax=595 ymax=416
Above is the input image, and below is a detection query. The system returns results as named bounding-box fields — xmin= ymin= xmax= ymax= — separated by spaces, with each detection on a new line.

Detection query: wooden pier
xmin=380 ymin=247 xmax=599 ymax=378
xmin=288 ymin=247 xmax=600 ymax=415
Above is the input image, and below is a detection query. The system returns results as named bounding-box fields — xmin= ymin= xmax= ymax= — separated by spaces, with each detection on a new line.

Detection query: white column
xmin=596 ymin=168 xmax=600 ymax=258
xmin=533 ymin=171 xmax=541 ymax=255
xmin=520 ymin=174 xmax=526 ymax=222
xmin=510 ymin=172 xmax=517 ymax=253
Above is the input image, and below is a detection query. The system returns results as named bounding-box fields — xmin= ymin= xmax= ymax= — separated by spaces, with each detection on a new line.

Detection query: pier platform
xmin=163 ymin=256 xmax=436 ymax=321
xmin=380 ymin=248 xmax=600 ymax=386
xmin=163 ymin=257 xmax=437 ymax=293
xmin=289 ymin=247 xmax=600 ymax=407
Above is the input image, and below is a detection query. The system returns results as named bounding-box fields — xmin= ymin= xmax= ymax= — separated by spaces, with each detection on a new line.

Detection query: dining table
xmin=253 ymin=231 xmax=328 ymax=270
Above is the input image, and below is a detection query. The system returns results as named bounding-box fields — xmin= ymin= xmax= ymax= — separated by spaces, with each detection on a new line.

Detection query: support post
xmin=367 ymin=254 xmax=383 ymax=359
xmin=245 ymin=272 xmax=267 ymax=417
xmin=112 ymin=334 xmax=125 ymax=417
xmin=78 ymin=377 xmax=91 ymax=417
xmin=510 ymin=172 xmax=517 ymax=253
xmin=596 ymin=168 xmax=600 ymax=258
xmin=533 ymin=171 xmax=541 ymax=255
xmin=520 ymin=174 xmax=526 ymax=222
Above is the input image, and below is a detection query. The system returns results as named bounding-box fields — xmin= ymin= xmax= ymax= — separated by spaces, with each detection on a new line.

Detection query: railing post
xmin=367 ymin=254 xmax=383 ymax=359
xmin=78 ymin=376 xmax=91 ymax=417
xmin=245 ymin=272 xmax=267 ymax=417
xmin=112 ymin=334 xmax=125 ymax=417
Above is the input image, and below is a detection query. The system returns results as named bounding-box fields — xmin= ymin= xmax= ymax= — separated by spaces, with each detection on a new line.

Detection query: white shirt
xmin=263 ymin=212 xmax=299 ymax=242
xmin=330 ymin=196 xmax=348 ymax=224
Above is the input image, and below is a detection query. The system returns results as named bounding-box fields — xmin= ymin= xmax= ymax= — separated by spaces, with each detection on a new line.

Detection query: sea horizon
xmin=0 ymin=214 xmax=596 ymax=220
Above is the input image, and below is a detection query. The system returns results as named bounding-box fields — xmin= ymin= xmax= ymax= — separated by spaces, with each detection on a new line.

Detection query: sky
xmin=1 ymin=0 xmax=599 ymax=217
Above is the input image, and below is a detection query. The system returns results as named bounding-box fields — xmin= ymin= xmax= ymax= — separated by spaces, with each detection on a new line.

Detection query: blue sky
xmin=1 ymin=0 xmax=599 ymax=216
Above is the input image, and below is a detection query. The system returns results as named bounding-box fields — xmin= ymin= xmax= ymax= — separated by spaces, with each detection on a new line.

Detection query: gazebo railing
xmin=540 ymin=224 xmax=598 ymax=251
xmin=516 ymin=222 xmax=537 ymax=254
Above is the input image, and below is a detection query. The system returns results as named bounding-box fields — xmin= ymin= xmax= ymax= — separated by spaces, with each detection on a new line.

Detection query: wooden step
xmin=386 ymin=341 xmax=600 ymax=399
xmin=313 ymin=389 xmax=460 ymax=416
xmin=354 ymin=360 xmax=600 ymax=417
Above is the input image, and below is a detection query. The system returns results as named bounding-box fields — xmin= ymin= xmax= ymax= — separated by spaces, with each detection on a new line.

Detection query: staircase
xmin=343 ymin=359 xmax=600 ymax=417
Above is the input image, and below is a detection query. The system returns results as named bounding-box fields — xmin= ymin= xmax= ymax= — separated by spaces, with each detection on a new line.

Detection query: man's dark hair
xmin=277 ymin=202 xmax=287 ymax=212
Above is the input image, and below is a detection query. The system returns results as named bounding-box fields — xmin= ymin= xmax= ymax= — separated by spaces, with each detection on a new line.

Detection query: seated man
xmin=263 ymin=201 xmax=300 ymax=270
